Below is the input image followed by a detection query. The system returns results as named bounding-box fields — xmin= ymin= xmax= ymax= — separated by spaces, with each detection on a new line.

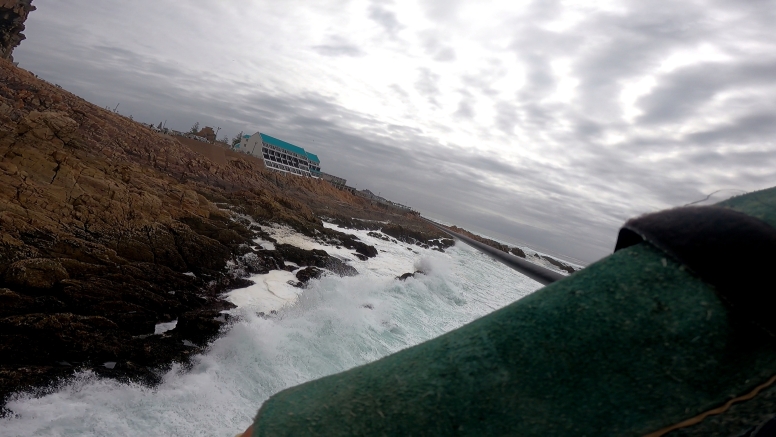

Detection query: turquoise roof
xmin=259 ymin=133 xmax=307 ymax=157
xmin=306 ymin=152 xmax=320 ymax=163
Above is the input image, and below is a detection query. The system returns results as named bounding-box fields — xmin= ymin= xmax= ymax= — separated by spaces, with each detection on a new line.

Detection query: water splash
xmin=2 ymin=229 xmax=540 ymax=437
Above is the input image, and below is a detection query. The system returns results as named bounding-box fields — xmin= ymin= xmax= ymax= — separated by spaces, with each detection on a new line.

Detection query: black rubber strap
xmin=614 ymin=206 xmax=776 ymax=336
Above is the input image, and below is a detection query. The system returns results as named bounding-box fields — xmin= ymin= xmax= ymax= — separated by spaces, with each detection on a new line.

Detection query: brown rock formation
xmin=196 ymin=126 xmax=216 ymax=142
xmin=0 ymin=0 xmax=35 ymax=61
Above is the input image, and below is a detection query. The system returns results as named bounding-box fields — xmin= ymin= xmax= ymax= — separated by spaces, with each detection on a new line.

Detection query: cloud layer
xmin=15 ymin=0 xmax=776 ymax=262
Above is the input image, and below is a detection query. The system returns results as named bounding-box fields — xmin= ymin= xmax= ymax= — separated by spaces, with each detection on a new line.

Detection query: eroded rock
xmin=3 ymin=258 xmax=68 ymax=290
xmin=0 ymin=0 xmax=35 ymax=61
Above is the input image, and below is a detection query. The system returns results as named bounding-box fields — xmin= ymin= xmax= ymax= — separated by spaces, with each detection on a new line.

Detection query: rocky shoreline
xmin=0 ymin=57 xmax=448 ymax=412
xmin=445 ymin=225 xmax=580 ymax=274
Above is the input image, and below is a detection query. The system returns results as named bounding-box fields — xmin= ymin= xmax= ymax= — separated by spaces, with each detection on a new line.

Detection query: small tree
xmin=221 ymin=134 xmax=229 ymax=144
xmin=190 ymin=122 xmax=200 ymax=134
xmin=232 ymin=131 xmax=244 ymax=146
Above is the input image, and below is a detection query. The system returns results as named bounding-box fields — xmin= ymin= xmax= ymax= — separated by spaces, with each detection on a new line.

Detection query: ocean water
xmin=1 ymin=225 xmax=541 ymax=437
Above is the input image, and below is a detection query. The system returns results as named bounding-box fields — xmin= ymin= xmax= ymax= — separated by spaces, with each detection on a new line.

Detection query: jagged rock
xmin=0 ymin=0 xmax=35 ymax=61
xmin=342 ymin=236 xmax=378 ymax=258
xmin=510 ymin=247 xmax=526 ymax=258
xmin=540 ymin=255 xmax=576 ymax=274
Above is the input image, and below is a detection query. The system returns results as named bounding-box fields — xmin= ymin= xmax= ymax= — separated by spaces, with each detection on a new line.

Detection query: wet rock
xmin=353 ymin=253 xmax=368 ymax=261
xmin=275 ymin=244 xmax=330 ymax=267
xmin=271 ymin=244 xmax=358 ymax=277
xmin=87 ymin=300 xmax=157 ymax=335
xmin=240 ymin=251 xmax=280 ymax=274
xmin=381 ymin=224 xmax=441 ymax=245
xmin=0 ymin=313 xmax=125 ymax=365
xmin=296 ymin=266 xmax=323 ymax=283
xmin=325 ymin=258 xmax=358 ymax=277
xmin=174 ymin=309 xmax=232 ymax=346
xmin=396 ymin=271 xmax=424 ymax=281
xmin=339 ymin=235 xmax=378 ymax=258
xmin=367 ymin=231 xmax=391 ymax=242
xmin=326 ymin=217 xmax=380 ymax=231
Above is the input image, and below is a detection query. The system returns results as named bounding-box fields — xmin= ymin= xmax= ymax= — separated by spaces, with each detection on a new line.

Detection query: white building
xmin=237 ymin=132 xmax=321 ymax=177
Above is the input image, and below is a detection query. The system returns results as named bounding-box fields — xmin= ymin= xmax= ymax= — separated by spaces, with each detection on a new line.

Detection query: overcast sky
xmin=15 ymin=0 xmax=776 ymax=263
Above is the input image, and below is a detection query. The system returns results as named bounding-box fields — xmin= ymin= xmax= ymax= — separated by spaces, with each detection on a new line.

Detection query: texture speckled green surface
xmin=718 ymin=186 xmax=776 ymax=230
xmin=251 ymin=187 xmax=776 ymax=436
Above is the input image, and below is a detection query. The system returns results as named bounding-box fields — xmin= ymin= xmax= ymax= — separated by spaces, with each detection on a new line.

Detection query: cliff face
xmin=0 ymin=0 xmax=34 ymax=61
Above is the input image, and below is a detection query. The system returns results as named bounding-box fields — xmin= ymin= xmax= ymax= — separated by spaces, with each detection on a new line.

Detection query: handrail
xmin=422 ymin=218 xmax=565 ymax=286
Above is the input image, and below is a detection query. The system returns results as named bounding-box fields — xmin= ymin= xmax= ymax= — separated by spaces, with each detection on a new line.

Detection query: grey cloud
xmin=494 ymin=102 xmax=518 ymax=134
xmin=637 ymin=60 xmax=776 ymax=125
xmin=454 ymin=98 xmax=474 ymax=119
xmin=687 ymin=113 xmax=776 ymax=145
xmin=415 ymin=68 xmax=441 ymax=106
xmin=420 ymin=0 xmax=463 ymax=22
xmin=433 ymin=47 xmax=456 ymax=62
xmin=313 ymin=43 xmax=364 ymax=57
xmin=368 ymin=2 xmax=402 ymax=37
xmin=418 ymin=31 xmax=457 ymax=62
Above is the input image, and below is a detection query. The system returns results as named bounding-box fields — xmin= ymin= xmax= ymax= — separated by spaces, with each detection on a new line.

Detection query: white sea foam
xmin=154 ymin=320 xmax=178 ymax=335
xmin=2 ymin=225 xmax=542 ymax=437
